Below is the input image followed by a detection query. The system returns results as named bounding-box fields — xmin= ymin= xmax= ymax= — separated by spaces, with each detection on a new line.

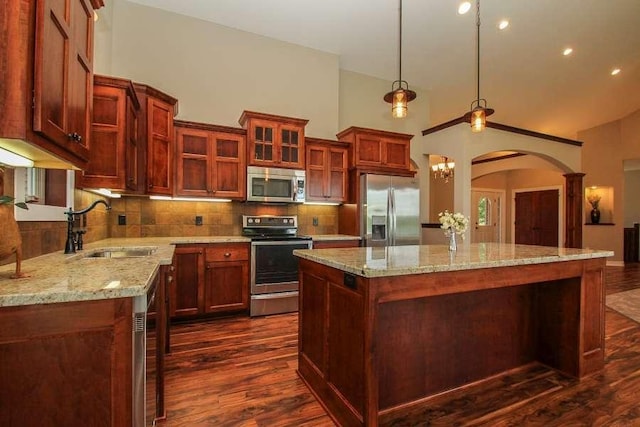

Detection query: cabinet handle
xmin=224 ymin=252 xmax=231 ymax=258
xmin=170 ymin=265 xmax=175 ymax=272
xmin=67 ymin=132 xmax=82 ymax=142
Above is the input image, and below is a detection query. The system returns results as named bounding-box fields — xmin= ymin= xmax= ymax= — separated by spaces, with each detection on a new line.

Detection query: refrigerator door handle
xmin=389 ymin=187 xmax=396 ymax=246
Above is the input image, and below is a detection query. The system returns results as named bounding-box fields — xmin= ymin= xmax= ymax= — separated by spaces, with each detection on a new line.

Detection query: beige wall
xmin=580 ymin=108 xmax=640 ymax=262
xmin=99 ymin=0 xmax=340 ymax=138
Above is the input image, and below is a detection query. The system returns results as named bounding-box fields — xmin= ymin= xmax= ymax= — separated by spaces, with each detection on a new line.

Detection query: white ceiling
xmin=125 ymin=0 xmax=640 ymax=139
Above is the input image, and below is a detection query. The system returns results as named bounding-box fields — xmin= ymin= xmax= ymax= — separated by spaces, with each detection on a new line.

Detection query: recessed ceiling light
xmin=611 ymin=68 xmax=621 ymax=76
xmin=458 ymin=1 xmax=471 ymax=15
xmin=563 ymin=47 xmax=573 ymax=56
xmin=498 ymin=20 xmax=509 ymax=30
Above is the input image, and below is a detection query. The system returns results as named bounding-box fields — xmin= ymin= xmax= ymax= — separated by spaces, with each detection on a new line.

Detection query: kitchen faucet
xmin=64 ymin=200 xmax=111 ymax=254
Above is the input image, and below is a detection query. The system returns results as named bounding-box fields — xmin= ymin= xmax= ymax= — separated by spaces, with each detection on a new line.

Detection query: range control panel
xmin=242 ymin=215 xmax=298 ymax=229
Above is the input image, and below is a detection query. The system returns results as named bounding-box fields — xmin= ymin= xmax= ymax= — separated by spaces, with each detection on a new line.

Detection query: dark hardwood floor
xmin=161 ymin=264 xmax=640 ymax=426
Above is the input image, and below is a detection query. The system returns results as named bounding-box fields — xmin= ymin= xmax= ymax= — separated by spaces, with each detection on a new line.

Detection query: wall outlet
xmin=312 ymin=217 xmax=319 ymax=226
xmin=118 ymin=214 xmax=126 ymax=226
xmin=195 ymin=215 xmax=203 ymax=226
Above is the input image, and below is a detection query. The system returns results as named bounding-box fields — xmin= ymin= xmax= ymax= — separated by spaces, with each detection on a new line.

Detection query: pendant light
xmin=383 ymin=0 xmax=416 ymax=118
xmin=465 ymin=0 xmax=494 ymax=132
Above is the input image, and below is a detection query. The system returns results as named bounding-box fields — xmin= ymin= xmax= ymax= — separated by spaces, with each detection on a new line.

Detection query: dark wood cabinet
xmin=133 ymin=83 xmax=178 ymax=195
xmin=175 ymin=120 xmax=246 ymax=200
xmin=336 ymin=126 xmax=413 ymax=174
xmin=171 ymin=245 xmax=204 ymax=318
xmin=0 ymin=297 xmax=133 ymax=425
xmin=239 ymin=111 xmax=308 ymax=169
xmin=0 ymin=0 xmax=104 ymax=169
xmin=78 ymin=75 xmax=140 ymax=190
xmin=306 ymin=137 xmax=348 ymax=203
xmin=171 ymin=243 xmax=249 ymax=320
xmin=204 ymin=244 xmax=249 ymax=313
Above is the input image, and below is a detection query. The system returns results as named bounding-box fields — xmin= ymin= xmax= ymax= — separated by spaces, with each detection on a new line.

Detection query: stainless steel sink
xmin=85 ymin=248 xmax=157 ymax=258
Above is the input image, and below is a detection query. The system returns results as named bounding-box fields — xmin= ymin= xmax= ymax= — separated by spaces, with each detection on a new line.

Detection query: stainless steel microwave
xmin=247 ymin=166 xmax=306 ymax=203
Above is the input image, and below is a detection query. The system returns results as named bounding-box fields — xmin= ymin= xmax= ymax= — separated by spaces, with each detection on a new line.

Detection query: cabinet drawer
xmin=205 ymin=244 xmax=249 ymax=262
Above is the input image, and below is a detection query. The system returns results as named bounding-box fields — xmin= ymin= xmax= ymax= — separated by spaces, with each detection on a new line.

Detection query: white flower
xmin=438 ymin=210 xmax=469 ymax=239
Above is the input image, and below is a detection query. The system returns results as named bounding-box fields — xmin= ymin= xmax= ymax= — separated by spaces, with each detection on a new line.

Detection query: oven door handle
xmin=250 ymin=240 xmax=312 ymax=247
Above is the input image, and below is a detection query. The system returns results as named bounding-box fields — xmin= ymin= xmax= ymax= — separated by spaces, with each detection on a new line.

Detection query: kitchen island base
xmin=297 ymin=254 xmax=606 ymax=427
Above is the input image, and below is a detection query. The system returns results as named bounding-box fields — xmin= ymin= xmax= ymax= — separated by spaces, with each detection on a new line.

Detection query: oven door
xmin=250 ymin=240 xmax=312 ymax=294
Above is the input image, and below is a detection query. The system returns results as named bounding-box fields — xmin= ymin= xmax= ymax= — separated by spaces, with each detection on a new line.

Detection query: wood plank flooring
xmin=161 ymin=265 xmax=640 ymax=426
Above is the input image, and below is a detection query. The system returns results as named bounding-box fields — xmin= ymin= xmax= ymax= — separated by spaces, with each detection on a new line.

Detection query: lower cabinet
xmin=171 ymin=243 xmax=249 ymax=320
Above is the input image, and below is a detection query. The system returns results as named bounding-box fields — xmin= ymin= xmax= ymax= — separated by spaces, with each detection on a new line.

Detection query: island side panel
xmin=298 ymin=258 xmax=367 ymax=427
xmin=375 ymin=284 xmax=537 ymax=410
xmin=580 ymin=258 xmax=606 ymax=375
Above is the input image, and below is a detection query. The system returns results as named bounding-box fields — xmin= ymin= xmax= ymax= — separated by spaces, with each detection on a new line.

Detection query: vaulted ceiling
xmin=125 ymin=0 xmax=640 ymax=139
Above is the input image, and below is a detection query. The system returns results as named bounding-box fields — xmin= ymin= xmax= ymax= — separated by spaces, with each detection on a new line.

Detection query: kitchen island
xmin=294 ymin=243 xmax=613 ymax=427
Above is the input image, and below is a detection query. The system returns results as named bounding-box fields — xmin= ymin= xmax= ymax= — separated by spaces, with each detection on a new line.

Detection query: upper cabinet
xmin=134 ymin=83 xmax=178 ymax=196
xmin=175 ymin=120 xmax=246 ymax=200
xmin=305 ymin=137 xmax=348 ymax=203
xmin=336 ymin=127 xmax=413 ymax=175
xmin=0 ymin=0 xmax=104 ymax=169
xmin=238 ymin=111 xmax=308 ymax=169
xmin=77 ymin=75 xmax=140 ymax=191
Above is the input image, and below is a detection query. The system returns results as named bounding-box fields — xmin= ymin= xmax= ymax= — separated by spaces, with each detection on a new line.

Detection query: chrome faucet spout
xmin=64 ymin=200 xmax=111 ymax=254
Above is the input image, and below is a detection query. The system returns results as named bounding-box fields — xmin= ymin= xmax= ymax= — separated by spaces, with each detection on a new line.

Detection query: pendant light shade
xmin=465 ymin=0 xmax=494 ymax=132
xmin=384 ymin=0 xmax=416 ymax=118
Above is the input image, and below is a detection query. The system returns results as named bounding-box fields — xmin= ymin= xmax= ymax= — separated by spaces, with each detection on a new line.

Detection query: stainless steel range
xmin=243 ymin=215 xmax=312 ymax=316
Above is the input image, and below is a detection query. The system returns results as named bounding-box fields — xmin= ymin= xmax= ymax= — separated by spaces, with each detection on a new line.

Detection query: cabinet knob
xmin=167 ymin=276 xmax=173 ymax=283
xmin=67 ymin=132 xmax=82 ymax=142
xmin=224 ymin=252 xmax=231 ymax=258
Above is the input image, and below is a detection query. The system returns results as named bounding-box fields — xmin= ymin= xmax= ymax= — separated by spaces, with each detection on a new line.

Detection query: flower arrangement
xmin=587 ymin=193 xmax=601 ymax=210
xmin=438 ymin=210 xmax=469 ymax=238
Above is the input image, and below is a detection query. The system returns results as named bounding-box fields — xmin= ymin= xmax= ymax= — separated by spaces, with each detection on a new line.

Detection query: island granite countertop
xmin=0 ymin=234 xmax=360 ymax=307
xmin=294 ymin=243 xmax=614 ymax=278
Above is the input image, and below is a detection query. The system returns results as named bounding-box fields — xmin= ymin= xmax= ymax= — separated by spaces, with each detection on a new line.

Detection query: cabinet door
xmin=211 ymin=132 xmax=246 ymax=199
xmin=355 ymin=135 xmax=383 ymax=167
xmin=147 ymin=97 xmax=174 ymax=195
xmin=33 ymin=0 xmax=93 ymax=161
xmin=171 ymin=246 xmax=204 ymax=318
xmin=328 ymin=147 xmax=348 ymax=202
xmin=280 ymin=124 xmax=304 ymax=169
xmin=81 ymin=84 xmax=124 ymax=188
xmin=175 ymin=127 xmax=211 ymax=197
xmin=383 ymin=138 xmax=410 ymax=170
xmin=248 ymin=119 xmax=276 ymax=165
xmin=306 ymin=144 xmax=327 ymax=201
xmin=204 ymin=261 xmax=249 ymax=313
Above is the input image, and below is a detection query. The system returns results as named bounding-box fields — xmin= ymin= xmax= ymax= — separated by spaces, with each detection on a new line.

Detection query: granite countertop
xmin=294 ymin=243 xmax=614 ymax=278
xmin=310 ymin=234 xmax=360 ymax=241
xmin=0 ymin=234 xmax=359 ymax=307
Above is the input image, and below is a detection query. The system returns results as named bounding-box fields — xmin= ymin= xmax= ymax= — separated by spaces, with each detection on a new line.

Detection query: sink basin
xmin=85 ymin=248 xmax=157 ymax=258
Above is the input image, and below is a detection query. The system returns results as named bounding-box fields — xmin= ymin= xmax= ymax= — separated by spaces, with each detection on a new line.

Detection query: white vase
xmin=448 ymin=232 xmax=457 ymax=251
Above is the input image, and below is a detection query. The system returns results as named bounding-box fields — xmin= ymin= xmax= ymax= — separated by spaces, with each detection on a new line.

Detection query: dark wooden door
xmin=515 ymin=189 xmax=559 ymax=246
xmin=171 ymin=246 xmax=204 ymax=318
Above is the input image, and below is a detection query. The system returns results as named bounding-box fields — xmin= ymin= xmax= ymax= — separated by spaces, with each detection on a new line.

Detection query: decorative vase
xmin=448 ymin=232 xmax=457 ymax=251
xmin=590 ymin=208 xmax=600 ymax=224
xmin=0 ymin=204 xmax=25 ymax=278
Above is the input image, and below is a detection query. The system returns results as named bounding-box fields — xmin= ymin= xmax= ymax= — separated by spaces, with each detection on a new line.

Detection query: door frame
xmin=471 ymin=187 xmax=506 ymax=243
xmin=512 ymin=185 xmax=564 ymax=246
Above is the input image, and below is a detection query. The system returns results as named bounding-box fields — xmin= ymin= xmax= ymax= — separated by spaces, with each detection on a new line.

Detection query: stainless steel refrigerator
xmin=360 ymin=174 xmax=420 ymax=246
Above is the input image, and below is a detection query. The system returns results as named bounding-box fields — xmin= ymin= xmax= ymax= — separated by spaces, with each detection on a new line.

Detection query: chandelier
xmin=464 ymin=0 xmax=494 ymax=132
xmin=431 ymin=157 xmax=455 ymax=182
xmin=383 ymin=0 xmax=416 ymax=118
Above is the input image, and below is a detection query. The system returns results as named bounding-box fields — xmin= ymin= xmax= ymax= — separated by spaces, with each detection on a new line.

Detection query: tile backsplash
xmin=108 ymin=197 xmax=339 ymax=238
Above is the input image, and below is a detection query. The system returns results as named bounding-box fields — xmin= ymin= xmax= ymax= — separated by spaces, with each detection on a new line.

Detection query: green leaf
xmin=0 ymin=195 xmax=15 ymax=205
xmin=14 ymin=202 xmax=29 ymax=210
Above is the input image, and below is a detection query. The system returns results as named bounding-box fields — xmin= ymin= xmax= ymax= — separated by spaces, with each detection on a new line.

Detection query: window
xmin=477 ymin=197 xmax=490 ymax=226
